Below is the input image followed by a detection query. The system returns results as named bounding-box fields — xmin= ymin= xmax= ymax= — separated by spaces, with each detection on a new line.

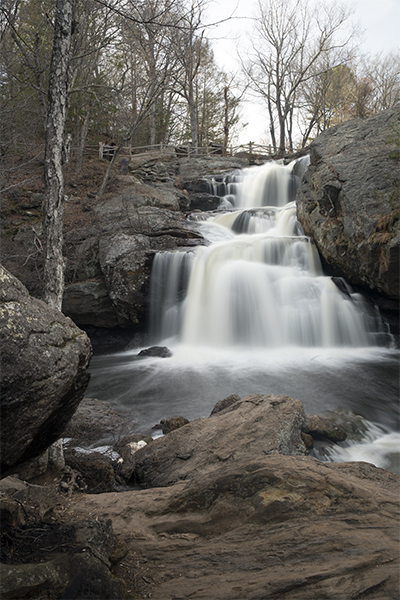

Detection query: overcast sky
xmin=204 ymin=0 xmax=400 ymax=144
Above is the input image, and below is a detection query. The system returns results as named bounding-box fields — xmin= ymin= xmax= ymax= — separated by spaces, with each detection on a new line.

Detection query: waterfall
xmin=86 ymin=155 xmax=398 ymax=472
xmin=149 ymin=250 xmax=193 ymax=342
xmin=149 ymin=158 xmax=391 ymax=349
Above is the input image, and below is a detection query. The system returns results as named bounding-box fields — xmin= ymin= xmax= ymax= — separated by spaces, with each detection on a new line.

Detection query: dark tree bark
xmin=43 ymin=0 xmax=74 ymax=310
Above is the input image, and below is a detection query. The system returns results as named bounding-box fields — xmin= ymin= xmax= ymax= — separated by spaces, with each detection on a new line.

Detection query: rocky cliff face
xmin=0 ymin=265 xmax=92 ymax=473
xmin=297 ymin=105 xmax=400 ymax=301
xmin=62 ymin=157 xmax=248 ymax=332
xmin=62 ymin=184 xmax=204 ymax=329
xmin=2 ymin=129 xmax=399 ymax=339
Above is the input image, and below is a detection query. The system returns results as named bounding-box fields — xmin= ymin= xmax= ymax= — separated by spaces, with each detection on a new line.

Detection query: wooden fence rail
xmin=95 ymin=142 xmax=274 ymax=161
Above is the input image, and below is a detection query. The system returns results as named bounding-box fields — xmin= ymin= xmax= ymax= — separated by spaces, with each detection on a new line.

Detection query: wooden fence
xmin=96 ymin=141 xmax=274 ymax=161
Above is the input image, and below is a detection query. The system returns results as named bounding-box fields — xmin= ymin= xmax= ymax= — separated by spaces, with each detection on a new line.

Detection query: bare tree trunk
xmin=188 ymin=80 xmax=198 ymax=154
xmin=149 ymin=105 xmax=157 ymax=145
xmin=75 ymin=105 xmax=91 ymax=174
xmin=43 ymin=0 xmax=73 ymax=311
xmin=148 ymin=63 xmax=157 ymax=145
xmin=267 ymin=81 xmax=277 ymax=152
xmin=97 ymin=106 xmax=153 ymax=198
xmin=286 ymin=106 xmax=294 ymax=152
xmin=223 ymin=86 xmax=229 ymax=154
xmin=97 ymin=141 xmax=121 ymax=198
xmin=277 ymin=101 xmax=286 ymax=156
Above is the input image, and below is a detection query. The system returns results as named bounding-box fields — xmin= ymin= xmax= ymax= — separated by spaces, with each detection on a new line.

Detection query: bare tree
xmin=243 ymin=0 xmax=356 ymax=154
xmin=298 ymin=50 xmax=400 ymax=144
xmin=69 ymin=0 xmax=120 ymax=173
xmin=298 ymin=59 xmax=356 ymax=144
xmin=118 ymin=0 xmax=178 ymax=146
xmin=169 ymin=0 xmax=207 ymax=153
xmin=358 ymin=52 xmax=400 ymax=115
xmin=42 ymin=0 xmax=74 ymax=310
xmin=0 ymin=0 xmax=21 ymax=43
xmin=0 ymin=0 xmax=55 ymax=139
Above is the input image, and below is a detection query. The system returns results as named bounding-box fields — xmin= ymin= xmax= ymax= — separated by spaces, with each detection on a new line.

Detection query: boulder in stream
xmin=138 ymin=345 xmax=172 ymax=358
xmin=131 ymin=394 xmax=307 ymax=486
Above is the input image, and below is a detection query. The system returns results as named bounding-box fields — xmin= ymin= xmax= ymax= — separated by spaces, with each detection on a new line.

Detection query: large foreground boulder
xmin=0 ymin=265 xmax=92 ymax=474
xmin=66 ymin=455 xmax=399 ymax=600
xmin=64 ymin=394 xmax=398 ymax=599
xmin=297 ymin=105 xmax=400 ymax=300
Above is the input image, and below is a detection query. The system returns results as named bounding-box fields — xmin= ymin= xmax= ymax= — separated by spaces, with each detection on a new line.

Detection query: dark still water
xmin=86 ymin=345 xmax=400 ymax=473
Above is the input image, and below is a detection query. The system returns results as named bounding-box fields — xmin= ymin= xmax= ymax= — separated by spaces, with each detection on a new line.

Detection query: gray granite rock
xmin=0 ymin=265 xmax=92 ymax=472
xmin=297 ymin=105 xmax=400 ymax=300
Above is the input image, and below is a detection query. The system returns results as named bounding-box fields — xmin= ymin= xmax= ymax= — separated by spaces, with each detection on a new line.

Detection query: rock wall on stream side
xmin=297 ymin=105 xmax=400 ymax=310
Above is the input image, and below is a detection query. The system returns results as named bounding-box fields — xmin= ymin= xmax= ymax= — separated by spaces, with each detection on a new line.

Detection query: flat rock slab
xmin=178 ymin=157 xmax=249 ymax=179
xmin=65 ymin=455 xmax=400 ymax=600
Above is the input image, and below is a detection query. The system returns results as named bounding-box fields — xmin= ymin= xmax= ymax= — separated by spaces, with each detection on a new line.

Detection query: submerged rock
xmin=138 ymin=345 xmax=172 ymax=358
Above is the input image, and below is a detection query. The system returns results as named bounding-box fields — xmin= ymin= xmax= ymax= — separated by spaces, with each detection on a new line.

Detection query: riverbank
xmin=1 ymin=393 xmax=399 ymax=599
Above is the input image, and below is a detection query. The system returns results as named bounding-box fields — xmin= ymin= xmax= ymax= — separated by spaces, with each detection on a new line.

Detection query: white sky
xmin=204 ymin=0 xmax=400 ymax=144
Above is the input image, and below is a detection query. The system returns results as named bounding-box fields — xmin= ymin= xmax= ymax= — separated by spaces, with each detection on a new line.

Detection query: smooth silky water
xmin=87 ymin=158 xmax=400 ymax=473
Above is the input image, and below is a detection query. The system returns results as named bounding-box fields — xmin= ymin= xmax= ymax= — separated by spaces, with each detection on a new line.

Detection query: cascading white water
xmin=236 ymin=161 xmax=293 ymax=208
xmin=150 ymin=157 xmax=389 ymax=349
xmin=149 ymin=250 xmax=193 ymax=342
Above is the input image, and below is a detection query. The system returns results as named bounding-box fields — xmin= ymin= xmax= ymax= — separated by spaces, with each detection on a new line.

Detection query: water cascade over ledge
xmin=150 ymin=158 xmax=390 ymax=350
xmin=87 ymin=158 xmax=399 ymax=474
